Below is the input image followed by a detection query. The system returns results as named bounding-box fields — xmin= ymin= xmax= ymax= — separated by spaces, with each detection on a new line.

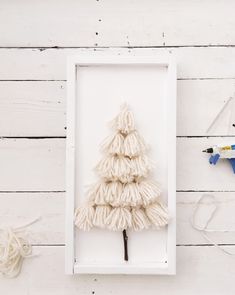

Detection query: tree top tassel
xmin=111 ymin=104 xmax=136 ymax=134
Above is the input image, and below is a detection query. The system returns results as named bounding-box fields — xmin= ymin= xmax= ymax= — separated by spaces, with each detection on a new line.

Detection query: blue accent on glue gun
xmin=229 ymin=158 xmax=235 ymax=173
xmin=209 ymin=154 xmax=220 ymax=165
xmin=209 ymin=155 xmax=214 ymax=164
xmin=231 ymin=145 xmax=235 ymax=150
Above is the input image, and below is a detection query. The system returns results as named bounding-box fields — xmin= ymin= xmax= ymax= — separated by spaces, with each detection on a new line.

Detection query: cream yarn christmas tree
xmin=75 ymin=104 xmax=169 ymax=261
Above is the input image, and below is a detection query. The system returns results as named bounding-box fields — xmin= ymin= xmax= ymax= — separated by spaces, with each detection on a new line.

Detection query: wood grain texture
xmin=0 ymin=81 xmax=66 ymax=137
xmin=1 ymin=192 xmax=234 ymax=246
xmin=1 ymin=137 xmax=235 ymax=192
xmin=1 ymin=0 xmax=235 ymax=47
xmin=1 ymin=79 xmax=235 ymax=137
xmin=0 ymin=245 xmax=234 ymax=294
xmin=1 ymin=47 xmax=235 ymax=80
xmin=178 ymin=79 xmax=235 ymax=136
xmin=1 ymin=0 xmax=235 ymax=291
xmin=0 ymin=138 xmax=65 ymax=191
xmin=0 ymin=193 xmax=64 ymax=244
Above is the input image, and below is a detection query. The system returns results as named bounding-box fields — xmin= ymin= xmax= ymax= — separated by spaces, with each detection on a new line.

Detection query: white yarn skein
xmin=0 ymin=217 xmax=40 ymax=278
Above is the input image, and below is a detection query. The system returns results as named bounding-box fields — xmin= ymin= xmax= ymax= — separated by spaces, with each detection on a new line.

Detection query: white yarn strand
xmin=191 ymin=194 xmax=235 ymax=256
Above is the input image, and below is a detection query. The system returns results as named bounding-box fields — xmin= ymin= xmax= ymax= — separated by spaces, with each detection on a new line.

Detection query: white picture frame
xmin=65 ymin=55 xmax=176 ymax=275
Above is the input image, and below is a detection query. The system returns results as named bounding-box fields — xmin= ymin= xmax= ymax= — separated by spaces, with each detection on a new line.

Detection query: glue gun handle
xmin=209 ymin=154 xmax=220 ymax=165
xmin=228 ymin=158 xmax=235 ymax=174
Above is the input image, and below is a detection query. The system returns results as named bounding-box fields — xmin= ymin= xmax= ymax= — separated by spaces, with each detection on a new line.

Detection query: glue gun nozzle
xmin=202 ymin=148 xmax=213 ymax=153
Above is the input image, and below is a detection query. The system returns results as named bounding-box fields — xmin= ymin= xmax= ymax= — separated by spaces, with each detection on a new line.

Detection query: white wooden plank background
xmin=1 ymin=246 xmax=235 ymax=295
xmin=1 ymin=47 xmax=235 ymax=80
xmin=1 ymin=0 xmax=235 ymax=294
xmin=1 ymin=192 xmax=233 ymax=246
xmin=0 ymin=79 xmax=234 ymax=137
xmin=1 ymin=0 xmax=235 ymax=47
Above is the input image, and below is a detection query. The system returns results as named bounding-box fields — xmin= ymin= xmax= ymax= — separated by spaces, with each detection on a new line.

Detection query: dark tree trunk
xmin=122 ymin=229 xmax=128 ymax=261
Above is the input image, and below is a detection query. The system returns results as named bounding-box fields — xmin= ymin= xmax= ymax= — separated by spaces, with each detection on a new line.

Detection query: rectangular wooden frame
xmin=65 ymin=55 xmax=176 ymax=275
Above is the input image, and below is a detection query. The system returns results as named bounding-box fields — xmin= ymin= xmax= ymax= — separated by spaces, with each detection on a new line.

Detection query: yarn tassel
xmin=86 ymin=181 xmax=108 ymax=205
xmin=93 ymin=205 xmax=112 ymax=228
xmin=139 ymin=180 xmax=161 ymax=206
xmin=131 ymin=155 xmax=152 ymax=178
xmin=145 ymin=202 xmax=169 ymax=228
xmin=74 ymin=204 xmax=95 ymax=231
xmin=111 ymin=104 xmax=136 ymax=134
xmin=106 ymin=207 xmax=132 ymax=231
xmin=106 ymin=181 xmax=123 ymax=205
xmin=123 ymin=130 xmax=147 ymax=157
xmin=117 ymin=183 xmax=142 ymax=206
xmin=100 ymin=132 xmax=124 ymax=155
xmin=96 ymin=155 xmax=133 ymax=182
xmin=131 ymin=208 xmax=151 ymax=231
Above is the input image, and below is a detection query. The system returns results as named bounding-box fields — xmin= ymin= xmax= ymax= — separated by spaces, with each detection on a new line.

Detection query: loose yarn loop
xmin=131 ymin=208 xmax=151 ymax=231
xmin=112 ymin=104 xmax=135 ymax=134
xmin=145 ymin=202 xmax=169 ymax=227
xmin=106 ymin=207 xmax=132 ymax=231
xmin=0 ymin=217 xmax=40 ymax=278
xmin=93 ymin=205 xmax=112 ymax=228
xmin=191 ymin=194 xmax=235 ymax=256
xmin=74 ymin=205 xmax=95 ymax=231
